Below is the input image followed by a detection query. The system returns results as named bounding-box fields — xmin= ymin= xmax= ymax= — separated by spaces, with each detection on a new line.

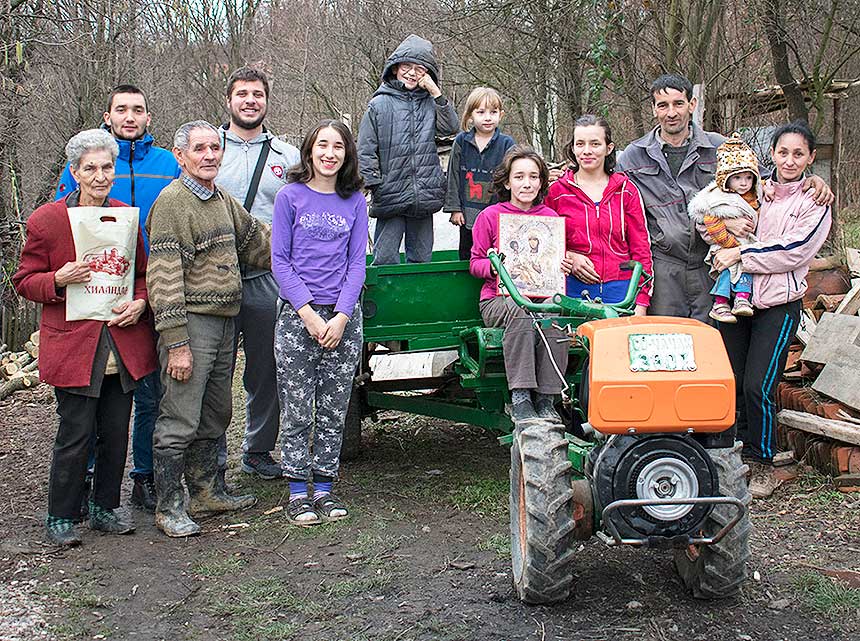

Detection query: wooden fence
xmin=1 ymin=298 xmax=40 ymax=350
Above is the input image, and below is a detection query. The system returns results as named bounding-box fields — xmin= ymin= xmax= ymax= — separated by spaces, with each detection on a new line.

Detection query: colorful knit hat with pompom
xmin=716 ymin=133 xmax=759 ymax=193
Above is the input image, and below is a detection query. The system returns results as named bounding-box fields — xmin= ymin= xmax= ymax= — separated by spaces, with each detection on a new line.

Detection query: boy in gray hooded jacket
xmin=358 ymin=34 xmax=459 ymax=265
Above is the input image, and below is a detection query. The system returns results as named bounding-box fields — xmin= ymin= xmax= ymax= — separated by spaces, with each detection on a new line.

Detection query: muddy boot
xmin=185 ymin=439 xmax=257 ymax=518
xmin=153 ymin=450 xmax=200 ymax=538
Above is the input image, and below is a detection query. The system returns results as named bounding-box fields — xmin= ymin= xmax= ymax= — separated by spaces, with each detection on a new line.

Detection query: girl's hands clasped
xmin=319 ymin=313 xmax=349 ymax=349
xmin=298 ymin=305 xmax=348 ymax=349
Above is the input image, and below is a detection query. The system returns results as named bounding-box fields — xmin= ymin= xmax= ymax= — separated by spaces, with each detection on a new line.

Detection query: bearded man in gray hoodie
xmin=216 ymin=67 xmax=300 ymax=481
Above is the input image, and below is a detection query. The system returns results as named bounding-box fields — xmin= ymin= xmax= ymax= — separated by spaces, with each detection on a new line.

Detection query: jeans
xmin=710 ymin=269 xmax=753 ymax=298
xmin=130 ymin=370 xmax=161 ymax=479
xmin=372 ymin=215 xmax=434 ymax=265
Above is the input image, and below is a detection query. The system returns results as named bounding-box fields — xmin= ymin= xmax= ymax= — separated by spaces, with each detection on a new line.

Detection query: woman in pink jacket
xmin=545 ymin=115 xmax=653 ymax=314
xmin=710 ymin=121 xmax=831 ymax=498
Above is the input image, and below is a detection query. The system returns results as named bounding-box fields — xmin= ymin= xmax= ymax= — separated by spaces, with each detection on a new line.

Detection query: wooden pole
xmin=831 ymin=97 xmax=842 ymax=241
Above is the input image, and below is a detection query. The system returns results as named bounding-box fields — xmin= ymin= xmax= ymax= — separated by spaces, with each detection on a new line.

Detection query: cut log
xmin=777 ymin=409 xmax=860 ymax=447
xmin=21 ymin=359 xmax=38 ymax=373
xmin=15 ymin=353 xmax=32 ymax=367
xmin=1 ymin=362 xmax=20 ymax=378
xmin=29 ymin=331 xmax=40 ymax=347
xmin=0 ymin=373 xmax=40 ymax=401
xmin=23 ymin=341 xmax=38 ymax=359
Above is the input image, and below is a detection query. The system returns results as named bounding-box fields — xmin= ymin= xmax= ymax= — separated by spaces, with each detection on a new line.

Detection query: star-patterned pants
xmin=274 ymin=301 xmax=363 ymax=480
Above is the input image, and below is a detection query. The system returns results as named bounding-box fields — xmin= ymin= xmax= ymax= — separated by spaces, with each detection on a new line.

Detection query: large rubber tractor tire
xmin=674 ymin=440 xmax=752 ymax=599
xmin=510 ymin=418 xmax=576 ymax=604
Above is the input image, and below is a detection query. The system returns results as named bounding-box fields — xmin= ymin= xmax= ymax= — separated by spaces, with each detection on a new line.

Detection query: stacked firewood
xmin=0 ymin=331 xmax=41 ymax=400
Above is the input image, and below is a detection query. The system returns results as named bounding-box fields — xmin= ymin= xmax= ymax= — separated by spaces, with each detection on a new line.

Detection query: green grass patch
xmin=205 ymin=576 xmax=321 ymax=638
xmin=191 ymin=553 xmax=247 ymax=577
xmin=324 ymin=570 xmax=393 ymax=598
xmin=793 ymin=469 xmax=847 ymax=506
xmin=476 ymin=532 xmax=511 ymax=558
xmin=450 ymin=477 xmax=509 ymax=518
xmin=794 ymin=571 xmax=860 ymax=616
xmin=37 ymin=579 xmax=113 ymax=640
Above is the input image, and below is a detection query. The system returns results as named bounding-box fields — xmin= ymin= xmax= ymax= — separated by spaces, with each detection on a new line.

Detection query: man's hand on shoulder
xmin=802 ymin=175 xmax=834 ymax=206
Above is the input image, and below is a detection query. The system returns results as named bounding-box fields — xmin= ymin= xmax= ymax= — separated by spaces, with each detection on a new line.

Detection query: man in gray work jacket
xmin=617 ymin=74 xmax=832 ymax=322
xmin=216 ymin=67 xmax=299 ymax=480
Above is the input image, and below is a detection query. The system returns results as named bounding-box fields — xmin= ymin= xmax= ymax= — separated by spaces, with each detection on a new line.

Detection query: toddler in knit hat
xmin=689 ymin=133 xmax=762 ymax=323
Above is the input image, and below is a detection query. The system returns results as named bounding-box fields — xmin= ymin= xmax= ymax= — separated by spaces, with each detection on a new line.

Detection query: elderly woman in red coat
xmin=13 ymin=129 xmax=157 ymax=546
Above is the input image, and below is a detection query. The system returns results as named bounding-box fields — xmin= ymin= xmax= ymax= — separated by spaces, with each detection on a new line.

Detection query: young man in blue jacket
xmin=56 ymin=85 xmax=181 ymax=511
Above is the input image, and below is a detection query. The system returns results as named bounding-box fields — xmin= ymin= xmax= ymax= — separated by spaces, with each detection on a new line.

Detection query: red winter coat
xmin=13 ymin=198 xmax=157 ymax=388
xmin=545 ymin=170 xmax=654 ymax=307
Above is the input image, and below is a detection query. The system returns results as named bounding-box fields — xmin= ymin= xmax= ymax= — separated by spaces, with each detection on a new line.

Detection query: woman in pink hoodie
xmin=545 ymin=115 xmax=653 ymax=314
xmin=470 ymin=146 xmax=569 ymax=422
xmin=711 ymin=121 xmax=831 ymax=498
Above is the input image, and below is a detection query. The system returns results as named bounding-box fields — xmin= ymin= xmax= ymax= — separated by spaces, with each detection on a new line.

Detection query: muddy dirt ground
xmin=1 ymin=357 xmax=859 ymax=641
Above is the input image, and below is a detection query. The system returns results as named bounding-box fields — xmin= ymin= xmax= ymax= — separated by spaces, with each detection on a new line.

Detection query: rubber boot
xmin=185 ymin=439 xmax=257 ymax=517
xmin=153 ymin=450 xmax=201 ymax=538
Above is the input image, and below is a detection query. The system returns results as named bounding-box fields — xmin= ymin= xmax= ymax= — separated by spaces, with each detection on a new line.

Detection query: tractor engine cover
xmin=590 ymin=435 xmax=718 ymax=539
xmin=577 ymin=316 xmax=735 ymax=434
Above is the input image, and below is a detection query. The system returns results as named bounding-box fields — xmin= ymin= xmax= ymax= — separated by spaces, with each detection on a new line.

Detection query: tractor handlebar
xmin=488 ymin=250 xmax=651 ymax=320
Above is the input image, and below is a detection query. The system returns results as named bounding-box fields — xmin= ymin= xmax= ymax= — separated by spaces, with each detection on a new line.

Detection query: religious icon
xmin=497 ymin=213 xmax=566 ymax=299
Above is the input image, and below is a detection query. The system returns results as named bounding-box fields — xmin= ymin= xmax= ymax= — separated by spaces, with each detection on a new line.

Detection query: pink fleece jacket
xmin=470 ymin=201 xmax=564 ymax=301
xmin=739 ymin=179 xmax=831 ymax=309
xmin=545 ymin=170 xmax=654 ymax=307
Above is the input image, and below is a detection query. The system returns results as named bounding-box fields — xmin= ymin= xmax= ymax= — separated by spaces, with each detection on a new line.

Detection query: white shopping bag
xmin=66 ymin=206 xmax=139 ymax=321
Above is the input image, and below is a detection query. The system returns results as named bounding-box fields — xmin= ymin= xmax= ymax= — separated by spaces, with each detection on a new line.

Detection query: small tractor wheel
xmin=340 ymin=384 xmax=363 ymax=461
xmin=674 ymin=440 xmax=752 ymax=599
xmin=510 ymin=418 xmax=576 ymax=604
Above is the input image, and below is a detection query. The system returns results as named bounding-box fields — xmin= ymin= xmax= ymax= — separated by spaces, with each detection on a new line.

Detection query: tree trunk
xmin=761 ymin=0 xmax=809 ymax=122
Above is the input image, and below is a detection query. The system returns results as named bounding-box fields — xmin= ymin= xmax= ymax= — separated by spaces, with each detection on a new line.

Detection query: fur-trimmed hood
xmin=688 ymin=180 xmax=761 ymax=223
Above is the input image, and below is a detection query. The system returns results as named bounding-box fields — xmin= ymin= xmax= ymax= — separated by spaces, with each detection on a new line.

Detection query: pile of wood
xmin=776 ymin=249 xmax=860 ymax=492
xmin=0 ymin=331 xmax=41 ymax=401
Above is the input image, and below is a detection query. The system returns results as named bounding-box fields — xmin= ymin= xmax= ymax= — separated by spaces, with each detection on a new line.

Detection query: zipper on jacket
xmin=129 ymin=141 xmax=136 ymax=206
xmin=410 ymin=94 xmax=419 ymax=216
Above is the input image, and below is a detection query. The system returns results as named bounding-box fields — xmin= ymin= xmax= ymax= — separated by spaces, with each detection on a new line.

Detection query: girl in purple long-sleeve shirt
xmin=271 ymin=120 xmax=368 ymax=525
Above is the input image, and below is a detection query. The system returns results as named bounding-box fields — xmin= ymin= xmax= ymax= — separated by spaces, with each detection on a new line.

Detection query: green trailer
xmin=347 ymin=250 xmax=750 ymax=605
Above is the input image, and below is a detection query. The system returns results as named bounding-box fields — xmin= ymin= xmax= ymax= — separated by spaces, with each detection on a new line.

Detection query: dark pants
xmin=51 ymin=376 xmax=133 ymax=520
xmin=648 ymin=256 xmax=714 ymax=324
xmin=458 ymin=226 xmax=474 ymax=261
xmin=719 ymin=300 xmax=800 ymax=462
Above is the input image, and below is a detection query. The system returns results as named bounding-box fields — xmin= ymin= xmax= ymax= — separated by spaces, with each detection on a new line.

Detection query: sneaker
xmin=241 ymin=452 xmax=283 ymax=480
xmin=749 ymin=467 xmax=784 ymax=499
xmin=46 ymin=516 xmax=82 ymax=547
xmin=732 ymin=297 xmax=754 ymax=317
xmin=533 ymin=393 xmax=562 ymax=422
xmin=708 ymin=302 xmax=736 ymax=323
xmin=130 ymin=475 xmax=157 ymax=512
xmin=88 ymin=502 xmax=135 ymax=535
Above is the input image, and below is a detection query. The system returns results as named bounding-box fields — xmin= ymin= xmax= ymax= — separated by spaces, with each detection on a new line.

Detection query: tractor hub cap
xmin=635 ymin=457 xmax=699 ymax=521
